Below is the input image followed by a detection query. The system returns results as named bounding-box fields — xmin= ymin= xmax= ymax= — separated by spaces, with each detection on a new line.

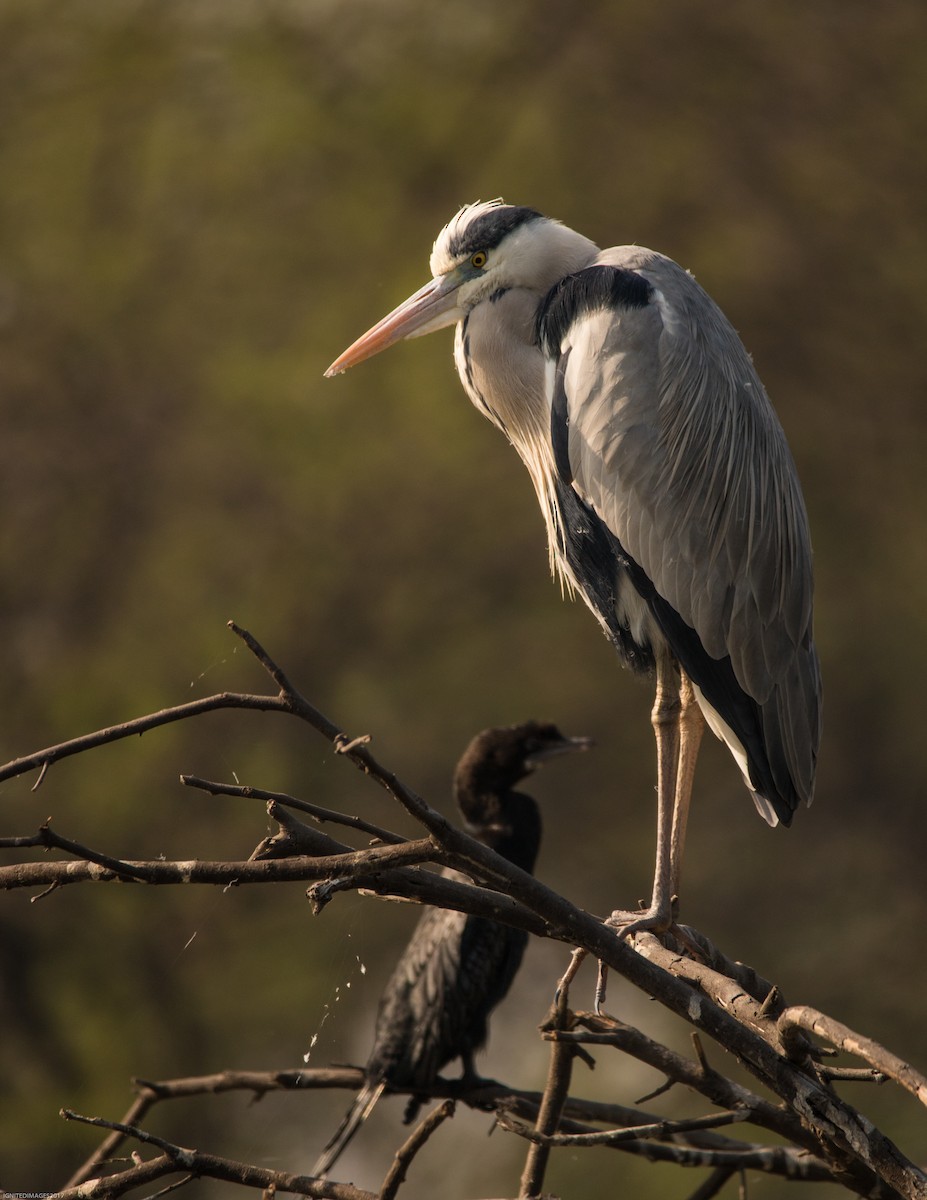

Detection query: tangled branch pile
xmin=2 ymin=625 xmax=925 ymax=1200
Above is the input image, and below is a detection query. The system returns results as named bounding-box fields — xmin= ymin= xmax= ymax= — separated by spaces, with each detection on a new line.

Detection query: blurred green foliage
xmin=1 ymin=1 xmax=926 ymax=1196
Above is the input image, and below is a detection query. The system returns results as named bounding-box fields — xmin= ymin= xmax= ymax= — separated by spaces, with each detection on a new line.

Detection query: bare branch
xmin=3 ymin=624 xmax=924 ymax=1200
xmin=0 ymin=840 xmax=445 ymax=893
xmin=59 ymin=1109 xmax=378 ymax=1199
xmin=0 ymin=691 xmax=291 ymax=788
xmin=779 ymin=1006 xmax=927 ymax=1108
xmin=64 ymin=1069 xmax=367 ymax=1188
xmin=378 ymin=1100 xmax=456 ymax=1200
xmin=684 ymin=1167 xmax=740 ymax=1200
xmin=251 ymin=801 xmax=355 ymax=860
xmin=182 ymin=774 xmax=407 ymax=846
xmin=553 ymin=1011 xmax=806 ymax=1147
xmin=519 ymin=1003 xmax=579 ymax=1198
xmin=503 ymin=1107 xmax=750 ymax=1148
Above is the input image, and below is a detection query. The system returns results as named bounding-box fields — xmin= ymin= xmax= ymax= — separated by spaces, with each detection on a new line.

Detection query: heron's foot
xmin=604 ymin=902 xmax=675 ymax=941
xmin=595 ymin=903 xmax=679 ymax=1014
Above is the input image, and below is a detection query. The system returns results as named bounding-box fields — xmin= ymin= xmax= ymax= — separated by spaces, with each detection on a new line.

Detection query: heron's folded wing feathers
xmin=553 ymin=250 xmax=820 ymax=805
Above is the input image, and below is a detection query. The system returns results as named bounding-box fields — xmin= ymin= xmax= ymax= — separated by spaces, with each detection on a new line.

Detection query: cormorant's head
xmin=452 ymin=720 xmax=591 ymax=871
xmin=457 ymin=720 xmax=592 ymax=794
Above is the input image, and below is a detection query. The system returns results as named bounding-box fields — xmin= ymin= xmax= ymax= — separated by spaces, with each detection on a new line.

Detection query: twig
xmin=221 ymin=629 xmax=593 ymax=932
xmin=378 ymin=1099 xmax=455 ymax=1200
xmin=553 ymin=1012 xmax=827 ymax=1149
xmin=136 ymin=1172 xmax=196 ymax=1199
xmin=65 ymin=1068 xmax=368 ymax=1188
xmin=0 ymin=831 xmax=50 ymax=848
xmin=505 ymin=1105 xmax=839 ymax=1180
xmin=672 ymin=925 xmax=780 ymax=1009
xmin=633 ymin=930 xmax=782 ymax=1044
xmin=58 ymin=1109 xmax=378 ymax=1199
xmin=58 ymin=1154 xmax=181 ymax=1199
xmin=519 ymin=1006 xmax=578 ymax=1198
xmin=61 ymin=1108 xmax=197 ymax=1165
xmin=778 ymin=1006 xmax=927 ymax=1108
xmin=0 ymin=840 xmax=445 ymax=893
xmin=684 ymin=1166 xmax=740 ymax=1200
xmin=33 ymin=822 xmax=157 ymax=882
xmin=503 ymin=1108 xmax=750 ymax=1148
xmin=0 ymin=690 xmax=292 ymax=787
xmin=251 ymin=801 xmax=354 ymax=860
xmin=819 ymin=1066 xmax=889 ymax=1084
xmin=181 ymin=775 xmax=407 ymax=846
xmin=64 ymin=1093 xmax=157 ymax=1187
xmin=226 ymin=626 xmax=458 ymax=844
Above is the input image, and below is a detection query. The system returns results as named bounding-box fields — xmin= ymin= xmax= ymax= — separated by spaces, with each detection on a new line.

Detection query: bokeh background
xmin=2 ymin=2 xmax=926 ymax=1196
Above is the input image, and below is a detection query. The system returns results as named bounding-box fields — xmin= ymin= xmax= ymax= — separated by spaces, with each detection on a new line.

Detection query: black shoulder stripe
xmin=550 ymin=350 xmax=573 ymax=486
xmin=536 ymin=265 xmax=653 ymax=355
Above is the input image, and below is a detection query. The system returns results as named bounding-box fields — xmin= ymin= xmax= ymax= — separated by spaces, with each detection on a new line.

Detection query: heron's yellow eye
xmin=470 ymin=251 xmax=488 ymax=270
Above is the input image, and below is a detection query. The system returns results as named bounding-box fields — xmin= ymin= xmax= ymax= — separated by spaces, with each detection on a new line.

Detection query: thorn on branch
xmin=691 ymin=1032 xmax=712 ymax=1077
xmin=336 ymin=733 xmax=372 ymax=755
xmin=31 ymin=880 xmax=60 ymax=901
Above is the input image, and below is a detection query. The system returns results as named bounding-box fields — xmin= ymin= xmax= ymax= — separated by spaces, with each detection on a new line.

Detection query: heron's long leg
xmin=647 ymin=654 xmax=682 ymax=922
xmin=599 ymin=659 xmax=685 ymax=1002
xmin=603 ymin=657 xmax=682 ymax=952
xmin=668 ymin=671 xmax=705 ymax=902
xmin=602 ymin=659 xmax=696 ymax=965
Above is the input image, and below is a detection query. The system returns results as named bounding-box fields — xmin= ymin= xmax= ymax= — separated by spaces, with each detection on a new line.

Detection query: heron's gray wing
xmin=548 ymin=249 xmax=820 ymax=807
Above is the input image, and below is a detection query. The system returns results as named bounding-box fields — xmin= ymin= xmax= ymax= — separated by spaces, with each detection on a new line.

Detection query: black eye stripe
xmin=448 ymin=206 xmax=543 ymax=258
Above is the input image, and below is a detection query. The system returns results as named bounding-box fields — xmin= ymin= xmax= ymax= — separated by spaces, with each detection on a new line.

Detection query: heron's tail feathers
xmin=312 ymin=1079 xmax=386 ymax=1178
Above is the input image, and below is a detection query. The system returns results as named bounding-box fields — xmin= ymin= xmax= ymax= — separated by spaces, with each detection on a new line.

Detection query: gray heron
xmin=312 ymin=720 xmax=591 ymax=1177
xmin=326 ymin=200 xmax=821 ymax=934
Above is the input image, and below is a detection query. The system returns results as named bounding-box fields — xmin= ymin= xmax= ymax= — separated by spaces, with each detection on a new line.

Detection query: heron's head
xmin=325 ymin=200 xmax=598 ymax=376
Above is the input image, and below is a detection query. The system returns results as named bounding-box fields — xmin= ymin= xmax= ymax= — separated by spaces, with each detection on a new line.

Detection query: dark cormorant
xmin=312 ymin=720 xmax=591 ymax=1177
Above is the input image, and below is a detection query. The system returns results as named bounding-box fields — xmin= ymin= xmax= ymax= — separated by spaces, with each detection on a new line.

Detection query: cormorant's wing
xmin=368 ymin=873 xmax=528 ymax=1088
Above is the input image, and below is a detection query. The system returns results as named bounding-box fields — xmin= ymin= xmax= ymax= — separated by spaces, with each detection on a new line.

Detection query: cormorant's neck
xmin=457 ymin=787 xmax=542 ymax=874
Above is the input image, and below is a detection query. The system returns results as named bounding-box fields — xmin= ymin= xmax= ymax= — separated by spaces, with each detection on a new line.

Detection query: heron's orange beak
xmin=325 ymin=274 xmax=464 ymax=377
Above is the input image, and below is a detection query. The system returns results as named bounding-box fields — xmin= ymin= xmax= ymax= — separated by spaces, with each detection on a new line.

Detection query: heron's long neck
xmin=454 ymin=290 xmax=573 ymax=589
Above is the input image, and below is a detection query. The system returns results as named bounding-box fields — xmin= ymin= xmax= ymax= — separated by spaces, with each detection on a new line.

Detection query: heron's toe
xmin=604 ymin=904 xmax=674 ymax=940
